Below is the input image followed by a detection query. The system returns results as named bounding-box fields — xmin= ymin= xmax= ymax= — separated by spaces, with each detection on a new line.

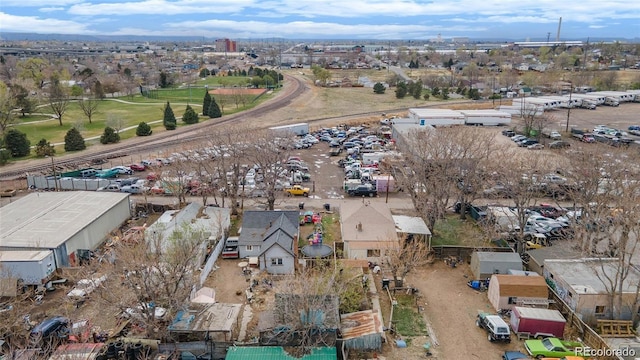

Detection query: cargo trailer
xmin=0 ymin=250 xmax=57 ymax=286
xmin=510 ymin=306 xmax=566 ymax=339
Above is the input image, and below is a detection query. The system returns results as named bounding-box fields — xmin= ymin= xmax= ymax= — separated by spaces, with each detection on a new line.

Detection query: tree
xmin=77 ymin=96 xmax=99 ymax=124
xmin=106 ymin=113 xmax=126 ymax=134
xmin=202 ymin=91 xmax=212 ymax=116
xmin=93 ymin=80 xmax=105 ymax=99
xmin=100 ymin=127 xmax=120 ymax=144
xmin=64 ymin=127 xmax=86 ymax=151
xmin=395 ymin=81 xmax=408 ymax=98
xmin=385 ymin=238 xmax=434 ymax=287
xmin=373 ymin=82 xmax=386 ymax=94
xmin=159 ymin=71 xmax=170 ymax=88
xmin=48 ymin=78 xmax=70 ymax=126
xmin=0 ymin=82 xmax=17 ymax=134
xmin=246 ymin=129 xmax=291 ymax=211
xmin=182 ymin=105 xmax=199 ymax=124
xmin=4 ymin=129 xmax=30 ymax=157
xmin=163 ymin=102 xmax=177 ymax=130
xmin=34 ymin=138 xmax=55 ymax=157
xmin=409 ymin=80 xmax=423 ymax=99
xmin=136 ymin=122 xmax=152 ymax=136
xmin=11 ymin=84 xmax=34 ymax=117
xmin=207 ymin=97 xmax=222 ymax=118
xmin=17 ymin=58 xmax=48 ymax=89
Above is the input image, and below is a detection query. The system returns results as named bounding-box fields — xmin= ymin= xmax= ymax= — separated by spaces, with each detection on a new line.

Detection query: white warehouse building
xmin=0 ymin=191 xmax=131 ymax=268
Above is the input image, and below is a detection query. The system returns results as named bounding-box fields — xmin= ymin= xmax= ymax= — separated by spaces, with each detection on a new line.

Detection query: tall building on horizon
xmin=215 ymin=38 xmax=237 ymax=53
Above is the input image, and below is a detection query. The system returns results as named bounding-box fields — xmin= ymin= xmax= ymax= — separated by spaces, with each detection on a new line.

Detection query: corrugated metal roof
xmin=225 ymin=346 xmax=336 ymax=360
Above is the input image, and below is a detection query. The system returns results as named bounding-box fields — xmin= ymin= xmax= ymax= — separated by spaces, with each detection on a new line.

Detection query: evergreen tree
xmin=373 ymin=82 xmax=386 ymax=94
xmin=35 ymin=138 xmax=55 ymax=157
xmin=4 ymin=129 xmax=30 ymax=157
xmin=202 ymin=92 xmax=212 ymax=116
xmin=0 ymin=148 xmax=10 ymax=165
xmin=93 ymin=80 xmax=105 ymax=99
xmin=163 ymin=102 xmax=177 ymax=130
xmin=159 ymin=71 xmax=170 ymax=88
xmin=395 ymin=81 xmax=408 ymax=99
xmin=64 ymin=128 xmax=86 ymax=151
xmin=182 ymin=105 xmax=199 ymax=124
xmin=207 ymin=97 xmax=222 ymax=118
xmin=100 ymin=126 xmax=120 ymax=144
xmin=136 ymin=122 xmax=152 ymax=136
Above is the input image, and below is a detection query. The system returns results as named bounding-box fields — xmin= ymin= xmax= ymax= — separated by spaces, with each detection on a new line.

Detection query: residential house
xmin=339 ymin=201 xmax=398 ymax=259
xmin=544 ymin=258 xmax=640 ymax=326
xmin=238 ymin=211 xmax=299 ymax=275
xmin=487 ymin=274 xmax=549 ymax=311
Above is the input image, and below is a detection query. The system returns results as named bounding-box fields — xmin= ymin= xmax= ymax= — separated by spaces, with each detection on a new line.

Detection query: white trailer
xmin=625 ymin=90 xmax=640 ymax=102
xmin=459 ymin=110 xmax=511 ymax=126
xmin=539 ymin=96 xmax=581 ymax=109
xmin=0 ymin=250 xmax=57 ymax=286
xmin=27 ymin=176 xmax=112 ymax=191
xmin=511 ymin=98 xmax=557 ymax=111
xmin=497 ymin=105 xmax=544 ymax=117
xmin=269 ymin=122 xmax=310 ymax=136
xmin=588 ymin=91 xmax=634 ymax=102
xmin=569 ymin=93 xmax=606 ymax=105
xmin=362 ymin=152 xmax=387 ymax=166
xmin=372 ymin=175 xmax=396 ymax=192
xmin=408 ymin=108 xmax=465 ymax=126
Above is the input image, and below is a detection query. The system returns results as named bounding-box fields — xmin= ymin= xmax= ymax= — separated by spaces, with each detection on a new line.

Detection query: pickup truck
xmin=524 ymin=337 xmax=584 ymax=358
xmin=221 ymin=236 xmax=239 ymax=259
xmin=284 ymin=185 xmax=310 ymax=197
xmin=347 ymin=184 xmax=377 ymax=197
xmin=476 ymin=312 xmax=511 ymax=343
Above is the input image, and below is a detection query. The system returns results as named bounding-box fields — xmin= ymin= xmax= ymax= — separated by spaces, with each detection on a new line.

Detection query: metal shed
xmin=469 ymin=252 xmax=523 ymax=280
xmin=0 ymin=192 xmax=130 ymax=267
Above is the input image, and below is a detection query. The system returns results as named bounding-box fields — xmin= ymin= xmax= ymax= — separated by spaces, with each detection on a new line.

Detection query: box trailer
xmin=0 ymin=250 xmax=57 ymax=286
xmin=269 ymin=122 xmax=310 ymax=136
xmin=459 ymin=110 xmax=511 ymax=126
xmin=362 ymin=152 xmax=387 ymax=166
xmin=570 ymin=93 xmax=605 ymax=105
xmin=510 ymin=306 xmax=566 ymax=339
xmin=408 ymin=108 xmax=465 ymax=126
xmin=497 ymin=105 xmax=544 ymax=117
xmin=589 ymin=91 xmax=634 ymax=103
xmin=511 ymin=98 xmax=557 ymax=111
xmin=372 ymin=175 xmax=396 ymax=192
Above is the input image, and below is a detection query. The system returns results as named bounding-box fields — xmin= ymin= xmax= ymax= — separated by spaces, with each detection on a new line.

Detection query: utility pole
xmin=565 ymin=81 xmax=573 ymax=132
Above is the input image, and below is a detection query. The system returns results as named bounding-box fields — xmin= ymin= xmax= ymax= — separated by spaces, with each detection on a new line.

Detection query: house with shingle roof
xmin=238 ymin=211 xmax=299 ymax=274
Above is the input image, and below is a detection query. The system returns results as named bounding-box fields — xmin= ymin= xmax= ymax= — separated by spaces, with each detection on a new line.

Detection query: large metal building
xmin=0 ymin=191 xmax=131 ymax=268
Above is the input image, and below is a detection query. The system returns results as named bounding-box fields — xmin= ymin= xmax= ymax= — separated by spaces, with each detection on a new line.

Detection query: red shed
xmin=510 ymin=306 xmax=566 ymax=339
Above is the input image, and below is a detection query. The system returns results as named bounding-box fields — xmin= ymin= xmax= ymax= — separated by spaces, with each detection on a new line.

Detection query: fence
xmin=548 ymin=288 xmax=620 ymax=360
xmin=27 ymin=175 xmax=111 ymax=191
xmin=431 ymin=245 xmax=514 ymax=262
xmin=198 ymin=237 xmax=225 ymax=287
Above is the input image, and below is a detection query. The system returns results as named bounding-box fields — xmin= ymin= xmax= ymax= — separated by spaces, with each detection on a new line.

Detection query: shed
xmin=469 ymin=252 xmax=522 ymax=280
xmin=0 ymin=250 xmax=56 ymax=286
xmin=339 ymin=310 xmax=384 ymax=351
xmin=168 ymin=303 xmax=241 ymax=341
xmin=487 ymin=274 xmax=549 ymax=311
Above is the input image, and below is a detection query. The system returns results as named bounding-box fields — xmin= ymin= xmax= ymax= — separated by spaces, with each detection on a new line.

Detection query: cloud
xmin=2 ymin=0 xmax=80 ymax=6
xmin=0 ymin=12 xmax=95 ymax=34
xmin=69 ymin=0 xmax=253 ymax=16
xmin=39 ymin=7 xmax=65 ymax=13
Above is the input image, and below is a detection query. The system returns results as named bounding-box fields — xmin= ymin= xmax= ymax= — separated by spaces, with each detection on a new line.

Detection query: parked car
xmin=67 ymin=275 xmax=107 ymax=299
xmin=501 ymin=351 xmax=529 ymax=360
xmin=549 ymin=131 xmax=562 ymax=140
xmin=527 ymin=143 xmax=544 ymax=150
xmin=129 ymin=164 xmax=146 ymax=172
xmin=111 ymin=166 xmax=133 ymax=175
xmin=121 ymin=184 xmax=150 ymax=194
xmin=549 ymin=140 xmax=570 ymax=149
xmin=476 ymin=312 xmax=511 ymax=342
xmin=347 ymin=184 xmax=377 ymax=197
xmin=511 ymin=135 xmax=527 ymax=142
xmin=518 ymin=139 xmax=539 ymax=147
xmin=502 ymin=130 xmax=516 ymax=137
xmin=284 ymin=185 xmax=310 ymax=197
xmin=524 ymin=337 xmax=584 ymax=358
xmin=115 ymin=177 xmax=140 ymax=187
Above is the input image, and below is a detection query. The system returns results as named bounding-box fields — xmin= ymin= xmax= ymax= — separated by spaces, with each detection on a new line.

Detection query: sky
xmin=0 ymin=0 xmax=639 ymax=41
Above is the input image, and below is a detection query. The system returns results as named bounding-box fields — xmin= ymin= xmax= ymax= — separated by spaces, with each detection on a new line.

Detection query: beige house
xmin=339 ymin=200 xmax=398 ymax=259
xmin=487 ymin=274 xmax=549 ymax=311
xmin=544 ymin=258 xmax=640 ymax=326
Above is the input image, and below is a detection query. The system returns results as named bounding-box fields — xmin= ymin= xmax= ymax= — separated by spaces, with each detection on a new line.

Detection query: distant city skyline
xmin=0 ymin=0 xmax=639 ymax=41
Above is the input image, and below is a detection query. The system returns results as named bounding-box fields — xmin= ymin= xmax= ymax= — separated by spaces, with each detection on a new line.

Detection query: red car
xmin=129 ymin=164 xmax=146 ymax=172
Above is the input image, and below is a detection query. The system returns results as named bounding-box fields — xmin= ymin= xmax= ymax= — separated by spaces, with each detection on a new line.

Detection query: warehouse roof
xmin=0 ymin=250 xmax=52 ymax=262
xmin=0 ymin=191 xmax=129 ymax=249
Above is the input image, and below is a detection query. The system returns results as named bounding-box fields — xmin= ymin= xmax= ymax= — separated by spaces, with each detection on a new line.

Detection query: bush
xmin=35 ymin=138 xmax=55 ymax=157
xmin=373 ymin=82 xmax=386 ymax=94
xmin=163 ymin=102 xmax=177 ymax=130
xmin=136 ymin=122 xmax=152 ymax=136
xmin=0 ymin=149 xmax=11 ymax=165
xmin=182 ymin=105 xmax=199 ymax=124
xmin=4 ymin=129 xmax=30 ymax=157
xmin=64 ymin=128 xmax=86 ymax=151
xmin=100 ymin=126 xmax=120 ymax=144
xmin=207 ymin=97 xmax=222 ymax=118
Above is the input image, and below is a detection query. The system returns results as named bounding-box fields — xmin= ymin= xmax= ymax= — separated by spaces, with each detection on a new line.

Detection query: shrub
xmin=4 ymin=129 xmax=30 ymax=157
xmin=35 ymin=138 xmax=55 ymax=157
xmin=136 ymin=122 xmax=152 ymax=136
xmin=64 ymin=128 xmax=86 ymax=151
xmin=100 ymin=126 xmax=120 ymax=144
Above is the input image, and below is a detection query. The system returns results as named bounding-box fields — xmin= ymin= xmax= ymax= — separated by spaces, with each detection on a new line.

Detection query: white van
xmin=80 ymin=169 xmax=97 ymax=178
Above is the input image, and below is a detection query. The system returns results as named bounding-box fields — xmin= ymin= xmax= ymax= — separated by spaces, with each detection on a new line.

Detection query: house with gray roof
xmin=238 ymin=211 xmax=299 ymax=274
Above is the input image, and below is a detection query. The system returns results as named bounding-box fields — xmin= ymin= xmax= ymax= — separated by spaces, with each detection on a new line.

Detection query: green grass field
xmin=10 ymin=75 xmax=275 ymax=154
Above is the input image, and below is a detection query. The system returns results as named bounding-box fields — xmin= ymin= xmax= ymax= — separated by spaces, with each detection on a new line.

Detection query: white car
xmin=67 ymin=275 xmax=107 ymax=299
xmin=111 ymin=166 xmax=133 ymax=175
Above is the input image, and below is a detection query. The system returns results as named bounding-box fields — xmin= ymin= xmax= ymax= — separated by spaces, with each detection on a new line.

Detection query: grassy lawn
xmin=431 ymin=214 xmax=490 ymax=247
xmin=298 ymin=211 xmax=340 ymax=248
xmin=393 ymin=294 xmax=428 ymax=337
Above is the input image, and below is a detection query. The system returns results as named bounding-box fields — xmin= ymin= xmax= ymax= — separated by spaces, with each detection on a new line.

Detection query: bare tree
xmin=77 ymin=96 xmax=99 ymax=124
xmin=106 ymin=113 xmax=126 ymax=134
xmin=385 ymin=238 xmax=434 ymax=287
xmin=48 ymin=78 xmax=70 ymax=126
xmin=246 ymin=129 xmax=290 ymax=210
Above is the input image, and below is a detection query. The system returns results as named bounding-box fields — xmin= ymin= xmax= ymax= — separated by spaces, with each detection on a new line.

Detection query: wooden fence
xmin=431 ymin=245 xmax=514 ymax=262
